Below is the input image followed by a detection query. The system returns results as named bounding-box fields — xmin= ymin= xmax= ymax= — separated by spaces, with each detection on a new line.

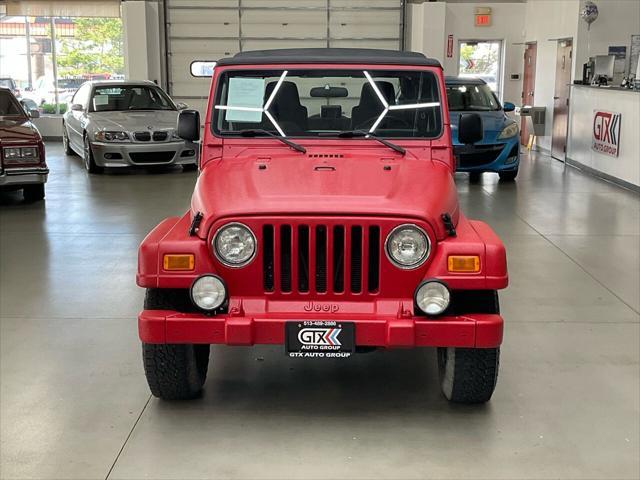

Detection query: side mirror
xmin=503 ymin=102 xmax=516 ymax=112
xmin=458 ymin=113 xmax=483 ymax=145
xmin=176 ymin=102 xmax=189 ymax=110
xmin=177 ymin=109 xmax=200 ymax=142
xmin=71 ymin=103 xmax=84 ymax=112
xmin=28 ymin=109 xmax=40 ymax=119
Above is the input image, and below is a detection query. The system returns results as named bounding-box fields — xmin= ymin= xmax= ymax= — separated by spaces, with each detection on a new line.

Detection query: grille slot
xmin=280 ymin=225 xmax=292 ymax=292
xmin=263 ymin=225 xmax=274 ymax=291
xmin=262 ymin=221 xmax=381 ymax=296
xmin=297 ymin=226 xmax=310 ymax=292
xmin=350 ymin=226 xmax=362 ymax=293
xmin=134 ymin=131 xmax=151 ymax=141
xmin=153 ymin=131 xmax=168 ymax=141
xmin=129 ymin=151 xmax=175 ymax=163
xmin=315 ymin=226 xmax=327 ymax=293
xmin=367 ymin=226 xmax=380 ymax=293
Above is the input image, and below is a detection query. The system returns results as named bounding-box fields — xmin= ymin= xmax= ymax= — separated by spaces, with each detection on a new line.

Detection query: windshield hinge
xmin=441 ymin=213 xmax=457 ymax=237
xmin=188 ymin=211 xmax=203 ymax=236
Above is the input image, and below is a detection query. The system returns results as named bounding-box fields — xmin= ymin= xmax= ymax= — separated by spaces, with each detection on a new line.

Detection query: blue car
xmin=445 ymin=76 xmax=520 ymax=181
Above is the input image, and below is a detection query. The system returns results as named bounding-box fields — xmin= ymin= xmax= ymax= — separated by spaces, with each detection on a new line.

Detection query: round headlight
xmin=415 ymin=280 xmax=450 ymax=316
xmin=385 ymin=224 xmax=430 ymax=269
xmin=213 ymin=223 xmax=256 ymax=267
xmin=191 ymin=275 xmax=226 ymax=311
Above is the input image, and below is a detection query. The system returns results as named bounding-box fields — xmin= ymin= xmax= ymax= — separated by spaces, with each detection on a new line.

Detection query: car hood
xmin=88 ymin=110 xmax=179 ymax=131
xmin=0 ymin=118 xmax=41 ymax=144
xmin=449 ymin=110 xmax=511 ymax=145
xmin=191 ymin=149 xmax=459 ymax=241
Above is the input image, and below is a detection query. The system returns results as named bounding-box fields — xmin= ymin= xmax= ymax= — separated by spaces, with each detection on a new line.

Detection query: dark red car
xmin=0 ymin=87 xmax=47 ymax=201
xmin=137 ymin=49 xmax=508 ymax=403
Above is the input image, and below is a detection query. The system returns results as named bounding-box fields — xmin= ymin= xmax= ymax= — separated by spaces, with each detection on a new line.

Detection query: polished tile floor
xmin=1 ymin=144 xmax=639 ymax=480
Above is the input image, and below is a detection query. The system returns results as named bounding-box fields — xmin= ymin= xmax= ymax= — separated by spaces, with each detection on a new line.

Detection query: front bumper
xmin=90 ymin=140 xmax=197 ymax=168
xmin=455 ymin=137 xmax=520 ymax=173
xmin=0 ymin=167 xmax=48 ymax=188
xmin=138 ymin=309 xmax=503 ymax=348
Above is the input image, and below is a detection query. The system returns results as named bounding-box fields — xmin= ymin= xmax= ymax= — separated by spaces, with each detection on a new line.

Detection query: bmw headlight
xmin=94 ymin=130 xmax=130 ymax=142
xmin=385 ymin=224 xmax=430 ymax=269
xmin=415 ymin=280 xmax=451 ymax=315
xmin=497 ymin=122 xmax=518 ymax=139
xmin=213 ymin=223 xmax=257 ymax=267
xmin=190 ymin=275 xmax=226 ymax=311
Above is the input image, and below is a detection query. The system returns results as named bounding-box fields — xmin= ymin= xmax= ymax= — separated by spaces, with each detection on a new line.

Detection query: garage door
xmin=165 ymin=0 xmax=405 ymax=116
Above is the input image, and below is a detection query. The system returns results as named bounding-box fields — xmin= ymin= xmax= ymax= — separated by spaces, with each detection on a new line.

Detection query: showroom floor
xmin=1 ymin=143 xmax=638 ymax=480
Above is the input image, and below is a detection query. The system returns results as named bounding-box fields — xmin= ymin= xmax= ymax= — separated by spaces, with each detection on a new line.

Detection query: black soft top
xmin=216 ymin=48 xmax=442 ymax=68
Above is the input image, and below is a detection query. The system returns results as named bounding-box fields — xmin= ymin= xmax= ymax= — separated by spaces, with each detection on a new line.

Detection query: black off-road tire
xmin=499 ymin=169 xmax=518 ymax=181
xmin=437 ymin=347 xmax=500 ymax=404
xmin=23 ymin=184 xmax=45 ymax=202
xmin=142 ymin=343 xmax=210 ymax=400
xmin=142 ymin=288 xmax=210 ymax=400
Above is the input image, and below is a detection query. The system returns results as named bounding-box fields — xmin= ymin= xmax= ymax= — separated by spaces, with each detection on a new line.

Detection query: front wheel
xmin=438 ymin=347 xmax=500 ymax=404
xmin=62 ymin=123 xmax=75 ymax=155
xmin=23 ymin=184 xmax=45 ymax=202
xmin=142 ymin=343 xmax=210 ymax=400
xmin=499 ymin=169 xmax=518 ymax=181
xmin=83 ymin=135 xmax=103 ymax=174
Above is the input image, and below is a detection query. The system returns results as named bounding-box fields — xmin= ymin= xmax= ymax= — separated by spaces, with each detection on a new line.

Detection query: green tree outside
xmin=57 ymin=18 xmax=124 ymax=77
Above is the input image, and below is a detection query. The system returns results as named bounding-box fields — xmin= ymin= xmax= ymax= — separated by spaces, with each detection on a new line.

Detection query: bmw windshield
xmin=89 ymin=85 xmax=175 ymax=112
xmin=212 ymin=69 xmax=442 ymax=138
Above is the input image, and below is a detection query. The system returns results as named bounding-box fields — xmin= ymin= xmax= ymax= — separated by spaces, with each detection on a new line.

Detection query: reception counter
xmin=567 ymin=85 xmax=639 ymax=191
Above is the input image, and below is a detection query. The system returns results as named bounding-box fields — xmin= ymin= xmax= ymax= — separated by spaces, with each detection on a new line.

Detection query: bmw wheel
xmin=83 ymin=134 xmax=103 ymax=174
xmin=62 ymin=123 xmax=75 ymax=155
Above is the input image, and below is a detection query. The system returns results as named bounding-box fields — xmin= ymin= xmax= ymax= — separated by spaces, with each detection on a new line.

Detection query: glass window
xmin=0 ymin=15 xmax=123 ymax=115
xmin=458 ymin=40 xmax=503 ymax=97
xmin=446 ymin=83 xmax=500 ymax=112
xmin=212 ymin=69 xmax=442 ymax=138
xmin=0 ymin=89 xmax=27 ymax=118
xmin=89 ymin=85 xmax=175 ymax=112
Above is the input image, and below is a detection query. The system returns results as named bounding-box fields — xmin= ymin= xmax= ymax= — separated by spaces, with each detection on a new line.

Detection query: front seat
xmin=351 ymin=81 xmax=396 ymax=130
xmin=264 ymin=81 xmax=308 ymax=133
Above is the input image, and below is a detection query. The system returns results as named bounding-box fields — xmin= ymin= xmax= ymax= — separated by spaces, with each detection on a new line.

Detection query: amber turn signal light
xmin=448 ymin=255 xmax=480 ymax=273
xmin=163 ymin=254 xmax=195 ymax=271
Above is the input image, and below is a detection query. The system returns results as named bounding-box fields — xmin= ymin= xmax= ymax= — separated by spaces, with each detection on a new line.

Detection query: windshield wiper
xmin=320 ymin=130 xmax=405 ymax=155
xmin=221 ymin=128 xmax=306 ymax=153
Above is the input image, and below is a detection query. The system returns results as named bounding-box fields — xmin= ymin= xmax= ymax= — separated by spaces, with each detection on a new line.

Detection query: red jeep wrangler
xmin=137 ymin=49 xmax=508 ymax=403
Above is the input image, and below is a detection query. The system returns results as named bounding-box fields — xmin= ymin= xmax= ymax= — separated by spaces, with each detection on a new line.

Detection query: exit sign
xmin=475 ymin=14 xmax=491 ymax=26
xmin=474 ymin=6 xmax=492 ymax=26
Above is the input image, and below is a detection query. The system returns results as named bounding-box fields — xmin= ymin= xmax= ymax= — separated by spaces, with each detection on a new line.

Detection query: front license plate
xmin=285 ymin=321 xmax=355 ymax=358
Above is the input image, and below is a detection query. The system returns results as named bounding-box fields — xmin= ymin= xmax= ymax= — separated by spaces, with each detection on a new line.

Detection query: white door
xmin=164 ymin=0 xmax=405 ymax=118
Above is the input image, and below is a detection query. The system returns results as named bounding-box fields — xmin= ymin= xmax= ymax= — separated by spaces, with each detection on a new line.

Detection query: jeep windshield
xmin=212 ymin=69 xmax=442 ymax=138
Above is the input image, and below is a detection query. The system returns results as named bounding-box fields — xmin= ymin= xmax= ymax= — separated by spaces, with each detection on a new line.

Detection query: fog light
xmin=190 ymin=275 xmax=226 ymax=311
xmin=415 ymin=280 xmax=450 ymax=316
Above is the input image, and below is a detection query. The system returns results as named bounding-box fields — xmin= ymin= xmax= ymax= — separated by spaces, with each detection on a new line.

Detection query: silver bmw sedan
xmin=62 ymin=80 xmax=198 ymax=173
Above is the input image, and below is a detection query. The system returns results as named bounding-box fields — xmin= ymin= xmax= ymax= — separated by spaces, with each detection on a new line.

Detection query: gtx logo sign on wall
xmin=592 ymin=110 xmax=622 ymax=157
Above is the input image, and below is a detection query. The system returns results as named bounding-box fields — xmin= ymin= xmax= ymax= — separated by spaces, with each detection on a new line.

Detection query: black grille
xmin=134 ymin=132 xmax=151 ymax=141
xmin=129 ymin=151 xmax=175 ymax=163
xmin=153 ymin=131 xmax=168 ymax=141
xmin=456 ymin=144 xmax=505 ymax=167
xmin=262 ymin=222 xmax=380 ymax=295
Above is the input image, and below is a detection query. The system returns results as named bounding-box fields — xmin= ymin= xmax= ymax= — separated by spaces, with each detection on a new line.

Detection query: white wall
xmin=442 ymin=2 xmax=526 ymax=105
xmin=407 ymin=2 xmax=447 ymax=65
xmin=522 ymin=0 xmax=580 ymax=152
xmin=122 ymin=0 xmax=163 ymax=84
xmin=573 ymin=0 xmax=640 ymax=79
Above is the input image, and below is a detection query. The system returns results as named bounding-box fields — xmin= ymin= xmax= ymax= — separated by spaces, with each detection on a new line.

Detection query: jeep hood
xmin=191 ymin=150 xmax=459 ymax=241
